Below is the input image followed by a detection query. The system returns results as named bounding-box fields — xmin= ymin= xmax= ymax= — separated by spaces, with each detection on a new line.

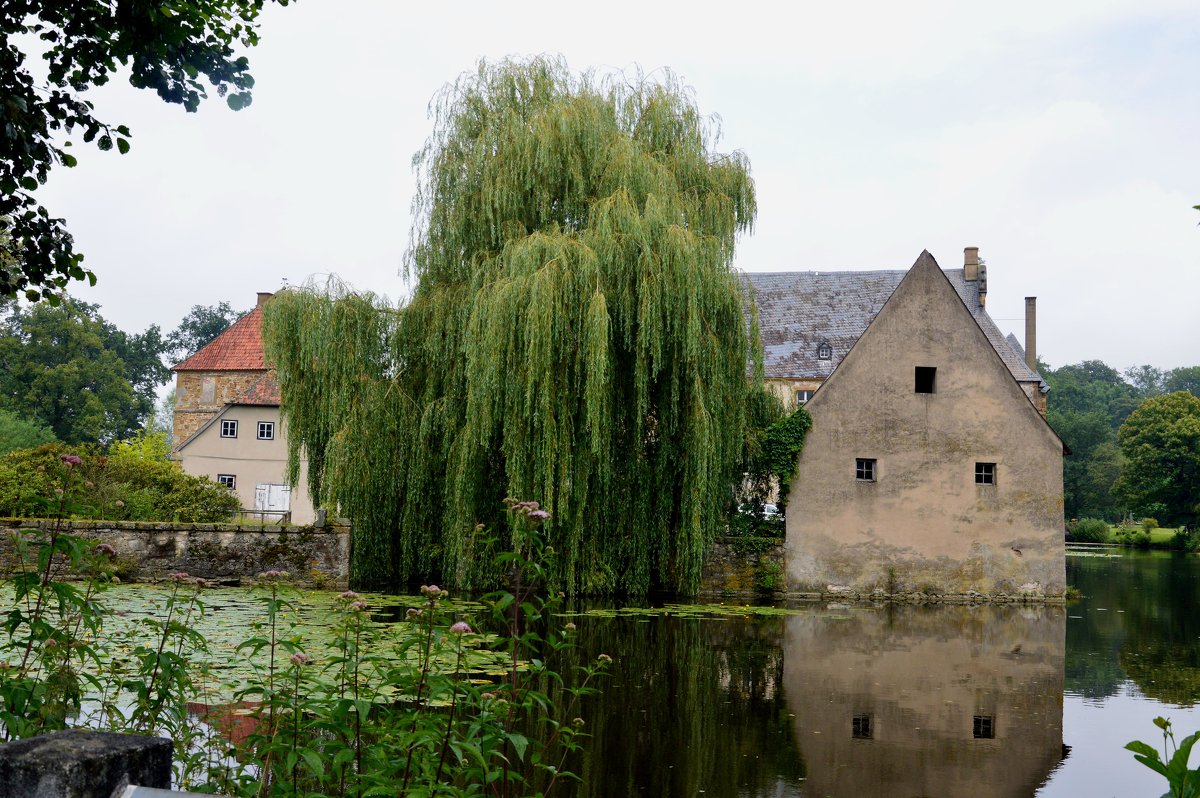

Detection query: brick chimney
xmin=1025 ymin=297 xmax=1037 ymax=371
xmin=256 ymin=292 xmax=274 ymax=308
xmin=964 ymin=247 xmax=979 ymax=281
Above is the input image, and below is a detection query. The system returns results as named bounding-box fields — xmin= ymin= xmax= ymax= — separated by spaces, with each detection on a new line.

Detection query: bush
xmin=1140 ymin=517 xmax=1160 ymax=531
xmin=0 ymin=442 xmax=239 ymax=522
xmin=1067 ymin=517 xmax=1111 ymax=543
xmin=1171 ymin=528 xmax=1200 ymax=552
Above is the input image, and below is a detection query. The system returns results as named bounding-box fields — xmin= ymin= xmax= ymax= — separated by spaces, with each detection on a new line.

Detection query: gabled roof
xmin=742 ymin=265 xmax=1047 ymax=390
xmin=173 ymin=306 xmax=265 ymax=372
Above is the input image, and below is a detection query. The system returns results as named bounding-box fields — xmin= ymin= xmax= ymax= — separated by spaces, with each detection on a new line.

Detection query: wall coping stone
xmin=0 ymin=730 xmax=171 ymax=798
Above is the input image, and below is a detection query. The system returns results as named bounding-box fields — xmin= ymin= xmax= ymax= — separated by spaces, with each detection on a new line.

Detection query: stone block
xmin=0 ymin=730 xmax=171 ymax=798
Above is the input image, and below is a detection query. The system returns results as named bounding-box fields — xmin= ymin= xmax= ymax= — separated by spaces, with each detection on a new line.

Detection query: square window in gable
xmin=852 ymin=713 xmax=873 ymax=739
xmin=975 ymin=462 xmax=996 ymax=485
xmin=915 ymin=366 xmax=937 ymax=394
xmin=855 ymin=458 xmax=876 ymax=482
xmin=220 ymin=419 xmax=238 ymax=438
xmin=973 ymin=715 xmax=995 ymax=739
xmin=258 ymin=421 xmax=275 ymax=440
xmin=795 ymin=389 xmax=813 ymax=405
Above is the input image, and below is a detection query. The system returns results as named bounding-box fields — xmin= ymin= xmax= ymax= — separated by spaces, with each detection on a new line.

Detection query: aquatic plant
xmin=1127 ymin=717 xmax=1200 ymax=797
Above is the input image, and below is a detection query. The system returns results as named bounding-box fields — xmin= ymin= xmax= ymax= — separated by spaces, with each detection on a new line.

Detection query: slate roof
xmin=172 ymin=306 xmax=265 ymax=371
xmin=742 ymin=267 xmax=1048 ymax=391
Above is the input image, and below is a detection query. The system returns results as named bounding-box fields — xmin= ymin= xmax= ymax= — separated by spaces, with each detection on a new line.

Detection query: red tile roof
xmin=236 ymin=373 xmax=281 ymax=406
xmin=173 ymin=306 xmax=266 ymax=371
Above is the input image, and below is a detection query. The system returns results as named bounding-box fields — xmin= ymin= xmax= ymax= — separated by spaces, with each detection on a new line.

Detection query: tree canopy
xmin=1117 ymin=391 xmax=1200 ymax=528
xmin=167 ymin=301 xmax=246 ymax=360
xmin=265 ymin=58 xmax=767 ymax=594
xmin=1 ymin=0 xmax=290 ymax=302
xmin=0 ymin=299 xmax=169 ymax=443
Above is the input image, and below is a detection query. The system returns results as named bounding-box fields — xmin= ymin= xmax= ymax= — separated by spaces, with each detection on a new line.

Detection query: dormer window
xmin=817 ymin=342 xmax=833 ymax=360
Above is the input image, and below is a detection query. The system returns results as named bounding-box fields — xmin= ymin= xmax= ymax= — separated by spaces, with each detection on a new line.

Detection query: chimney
xmin=964 ymin=247 xmax=979 ymax=281
xmin=256 ymin=292 xmax=274 ymax=308
xmin=1024 ymin=297 xmax=1037 ymax=371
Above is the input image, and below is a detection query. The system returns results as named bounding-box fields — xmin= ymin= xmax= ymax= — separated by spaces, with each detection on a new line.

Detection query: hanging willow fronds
xmin=266 ymin=56 xmax=769 ymax=594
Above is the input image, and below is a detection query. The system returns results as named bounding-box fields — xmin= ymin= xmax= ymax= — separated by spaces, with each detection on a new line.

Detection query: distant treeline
xmin=1042 ymin=361 xmax=1200 ymax=527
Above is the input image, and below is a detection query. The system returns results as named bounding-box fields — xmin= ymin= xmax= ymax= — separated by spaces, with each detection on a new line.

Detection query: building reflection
xmin=782 ymin=604 xmax=1066 ymax=797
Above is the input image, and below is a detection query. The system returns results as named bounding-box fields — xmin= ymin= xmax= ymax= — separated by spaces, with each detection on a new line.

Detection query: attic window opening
xmin=973 ymin=715 xmax=995 ymax=739
xmin=817 ymin=342 xmax=833 ymax=360
xmin=795 ymin=389 xmax=813 ymax=405
xmin=855 ymin=458 xmax=876 ymax=482
xmin=220 ymin=420 xmax=238 ymax=438
xmin=915 ymin=366 xmax=937 ymax=394
xmin=975 ymin=462 xmax=996 ymax=485
xmin=852 ymin=713 xmax=873 ymax=739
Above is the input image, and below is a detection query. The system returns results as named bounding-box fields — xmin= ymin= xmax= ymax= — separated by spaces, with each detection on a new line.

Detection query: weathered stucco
xmin=787 ymin=252 xmax=1065 ymax=598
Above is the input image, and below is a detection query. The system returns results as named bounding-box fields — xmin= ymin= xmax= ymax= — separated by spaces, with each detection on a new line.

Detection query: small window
xmin=852 ymin=713 xmax=873 ymax=739
xmin=217 ymin=474 xmax=236 ymax=490
xmin=795 ymin=389 xmax=813 ymax=405
xmin=975 ymin=462 xmax=996 ymax=485
xmin=220 ymin=419 xmax=238 ymax=438
xmin=817 ymin=342 xmax=833 ymax=360
xmin=855 ymin=458 xmax=876 ymax=482
xmin=257 ymin=421 xmax=275 ymax=440
xmin=973 ymin=715 xmax=995 ymax=739
xmin=915 ymin=366 xmax=937 ymax=394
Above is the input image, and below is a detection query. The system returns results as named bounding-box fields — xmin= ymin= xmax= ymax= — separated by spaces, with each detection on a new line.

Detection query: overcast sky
xmin=33 ymin=0 xmax=1200 ymax=371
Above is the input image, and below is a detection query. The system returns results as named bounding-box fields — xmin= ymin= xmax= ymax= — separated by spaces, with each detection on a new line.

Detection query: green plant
xmin=1127 ymin=717 xmax=1200 ymax=797
xmin=1172 ymin=528 xmax=1200 ymax=552
xmin=754 ymin=558 xmax=783 ymax=592
xmin=1067 ymin=517 xmax=1111 ymax=543
xmin=1142 ymin=517 xmax=1161 ymax=531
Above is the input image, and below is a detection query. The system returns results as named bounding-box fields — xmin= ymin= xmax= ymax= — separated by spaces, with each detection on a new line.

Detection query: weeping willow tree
xmin=265 ymin=56 xmax=769 ymax=594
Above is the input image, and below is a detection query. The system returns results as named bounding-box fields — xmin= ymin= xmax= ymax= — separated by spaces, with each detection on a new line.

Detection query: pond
xmin=551 ymin=549 xmax=1200 ymax=797
xmin=58 ymin=548 xmax=1200 ymax=796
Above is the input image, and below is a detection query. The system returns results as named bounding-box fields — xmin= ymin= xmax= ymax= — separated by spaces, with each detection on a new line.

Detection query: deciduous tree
xmin=1 ymin=0 xmax=290 ymax=302
xmin=1117 ymin=391 xmax=1200 ymax=528
xmin=167 ymin=301 xmax=245 ymax=359
xmin=265 ymin=58 xmax=763 ymax=593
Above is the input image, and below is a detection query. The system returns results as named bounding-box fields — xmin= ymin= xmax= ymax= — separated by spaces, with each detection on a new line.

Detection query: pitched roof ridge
xmin=173 ymin=305 xmax=265 ymax=372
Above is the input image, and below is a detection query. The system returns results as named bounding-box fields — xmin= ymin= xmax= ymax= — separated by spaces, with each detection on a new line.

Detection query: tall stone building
xmin=745 ymin=250 xmax=1064 ymax=598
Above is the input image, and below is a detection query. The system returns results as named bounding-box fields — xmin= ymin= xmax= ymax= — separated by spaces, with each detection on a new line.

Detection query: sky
xmin=31 ymin=0 xmax=1200 ymax=371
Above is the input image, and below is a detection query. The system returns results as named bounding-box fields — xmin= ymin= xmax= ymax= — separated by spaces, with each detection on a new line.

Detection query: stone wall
xmin=173 ymin=369 xmax=267 ymax=446
xmin=700 ymin=537 xmax=788 ymax=597
xmin=0 ymin=519 xmax=349 ymax=589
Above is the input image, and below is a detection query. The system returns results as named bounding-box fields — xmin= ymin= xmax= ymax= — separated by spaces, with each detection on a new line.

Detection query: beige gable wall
xmin=786 ymin=253 xmax=1064 ymax=597
xmin=177 ymin=405 xmax=316 ymax=524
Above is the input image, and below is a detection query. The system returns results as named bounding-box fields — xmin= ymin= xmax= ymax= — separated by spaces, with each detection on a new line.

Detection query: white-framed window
xmin=217 ymin=474 xmax=237 ymax=490
xmin=220 ymin=419 xmax=238 ymax=438
xmin=257 ymin=421 xmax=275 ymax=440
xmin=817 ymin=342 xmax=833 ymax=360
xmin=975 ymin=462 xmax=996 ymax=485
xmin=856 ymin=458 xmax=876 ymax=482
xmin=795 ymin=389 xmax=814 ymax=405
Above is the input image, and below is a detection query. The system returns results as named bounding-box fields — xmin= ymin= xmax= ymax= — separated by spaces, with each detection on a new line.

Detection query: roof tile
xmin=173 ymin=306 xmax=265 ymax=371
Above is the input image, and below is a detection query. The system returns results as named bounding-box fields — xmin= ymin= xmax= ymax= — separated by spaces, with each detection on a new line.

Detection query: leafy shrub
xmin=1171 ymin=528 xmax=1200 ymax=552
xmin=0 ymin=442 xmax=239 ymax=522
xmin=1067 ymin=517 xmax=1110 ymax=543
xmin=1140 ymin=517 xmax=1160 ymax=531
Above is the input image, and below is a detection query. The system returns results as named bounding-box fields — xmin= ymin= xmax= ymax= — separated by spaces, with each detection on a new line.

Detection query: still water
xmin=561 ymin=550 xmax=1200 ymax=798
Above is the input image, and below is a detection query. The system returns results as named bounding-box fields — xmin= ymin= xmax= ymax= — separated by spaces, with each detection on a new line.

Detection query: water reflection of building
xmin=782 ymin=605 xmax=1065 ymax=798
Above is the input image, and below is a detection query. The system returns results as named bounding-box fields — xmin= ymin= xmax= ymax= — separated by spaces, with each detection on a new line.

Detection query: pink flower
xmin=350 ymin=601 xmax=368 ymax=611
xmin=528 ymin=510 xmax=550 ymax=522
xmin=338 ymin=590 xmax=360 ymax=600
xmin=449 ymin=621 xmax=472 ymax=635
xmin=95 ymin=543 xmax=117 ymax=559
xmin=290 ymin=652 xmax=309 ymax=666
xmin=405 ymin=607 xmax=422 ymax=619
xmin=60 ymin=454 xmax=82 ymax=467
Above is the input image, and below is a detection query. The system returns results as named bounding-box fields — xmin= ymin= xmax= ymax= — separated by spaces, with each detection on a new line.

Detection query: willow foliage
xmin=266 ymin=57 xmax=765 ymax=593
